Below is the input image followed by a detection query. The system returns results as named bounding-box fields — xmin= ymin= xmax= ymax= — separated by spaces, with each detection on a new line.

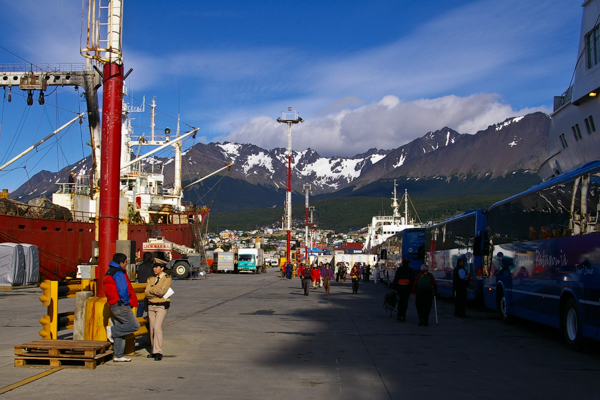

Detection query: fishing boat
xmin=0 ymin=76 xmax=225 ymax=281
xmin=538 ymin=0 xmax=600 ymax=180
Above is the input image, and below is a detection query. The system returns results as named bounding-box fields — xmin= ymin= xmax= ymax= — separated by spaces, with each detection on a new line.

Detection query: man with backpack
xmin=301 ymin=263 xmax=312 ymax=296
xmin=392 ymin=258 xmax=415 ymax=322
xmin=412 ymin=264 xmax=438 ymax=326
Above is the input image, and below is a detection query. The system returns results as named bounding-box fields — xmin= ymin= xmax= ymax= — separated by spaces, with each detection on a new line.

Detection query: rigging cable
xmin=0 ymin=87 xmax=6 ymax=143
xmin=1 ymin=106 xmax=31 ymax=166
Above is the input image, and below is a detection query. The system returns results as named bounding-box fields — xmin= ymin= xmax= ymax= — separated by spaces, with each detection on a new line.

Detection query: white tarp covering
xmin=21 ymin=244 xmax=40 ymax=285
xmin=0 ymin=243 xmax=25 ymax=286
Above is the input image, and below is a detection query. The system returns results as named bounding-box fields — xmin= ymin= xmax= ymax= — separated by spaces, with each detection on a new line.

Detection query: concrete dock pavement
xmin=1 ymin=272 xmax=600 ymax=399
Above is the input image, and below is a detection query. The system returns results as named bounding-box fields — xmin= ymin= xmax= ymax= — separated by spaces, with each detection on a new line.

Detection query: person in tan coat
xmin=144 ymin=264 xmax=172 ymax=361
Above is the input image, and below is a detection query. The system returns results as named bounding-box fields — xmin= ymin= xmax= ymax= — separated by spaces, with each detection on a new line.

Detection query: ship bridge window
xmin=572 ymin=124 xmax=583 ymax=141
xmin=559 ymin=133 xmax=568 ymax=149
xmin=587 ymin=26 xmax=600 ymax=69
xmin=585 ymin=118 xmax=592 ymax=134
xmin=589 ymin=115 xmax=596 ymax=132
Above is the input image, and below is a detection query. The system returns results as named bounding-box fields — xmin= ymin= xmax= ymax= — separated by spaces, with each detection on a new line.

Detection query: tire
xmin=173 ymin=262 xmax=190 ymax=279
xmin=497 ymin=287 xmax=513 ymax=323
xmin=562 ymin=298 xmax=583 ymax=351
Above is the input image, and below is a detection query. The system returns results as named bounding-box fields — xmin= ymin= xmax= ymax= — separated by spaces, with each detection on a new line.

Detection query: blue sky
xmin=0 ymin=0 xmax=582 ymax=191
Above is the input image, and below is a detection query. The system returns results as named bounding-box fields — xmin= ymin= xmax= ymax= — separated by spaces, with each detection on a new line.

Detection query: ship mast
xmin=174 ymin=117 xmax=182 ymax=197
xmin=391 ymin=179 xmax=400 ymax=219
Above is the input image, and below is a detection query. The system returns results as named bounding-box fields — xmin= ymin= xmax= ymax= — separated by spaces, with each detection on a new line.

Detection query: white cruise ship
xmin=363 ymin=180 xmax=416 ymax=254
xmin=538 ymin=0 xmax=600 ymax=180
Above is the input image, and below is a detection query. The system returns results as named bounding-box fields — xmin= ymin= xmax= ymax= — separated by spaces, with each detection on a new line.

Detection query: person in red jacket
xmin=104 ymin=253 xmax=140 ymax=362
xmin=412 ymin=264 xmax=438 ymax=326
xmin=310 ymin=265 xmax=321 ymax=289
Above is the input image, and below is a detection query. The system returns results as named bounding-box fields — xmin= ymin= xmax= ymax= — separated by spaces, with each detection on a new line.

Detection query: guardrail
xmin=39 ymin=279 xmax=94 ymax=339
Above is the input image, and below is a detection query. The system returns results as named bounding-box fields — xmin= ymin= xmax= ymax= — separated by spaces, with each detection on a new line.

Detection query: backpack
xmin=304 ymin=268 xmax=312 ymax=280
xmin=417 ymin=273 xmax=433 ymax=290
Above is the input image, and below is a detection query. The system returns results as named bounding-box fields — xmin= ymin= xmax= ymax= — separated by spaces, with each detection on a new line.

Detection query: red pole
xmin=287 ymin=154 xmax=291 ymax=264
xmin=96 ymin=62 xmax=123 ymax=297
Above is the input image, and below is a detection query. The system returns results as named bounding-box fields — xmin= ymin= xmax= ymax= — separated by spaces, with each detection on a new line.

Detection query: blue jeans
xmin=136 ymin=300 xmax=146 ymax=318
xmin=110 ymin=303 xmax=140 ymax=358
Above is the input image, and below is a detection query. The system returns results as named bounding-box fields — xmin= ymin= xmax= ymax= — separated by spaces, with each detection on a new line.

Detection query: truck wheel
xmin=173 ymin=262 xmax=190 ymax=279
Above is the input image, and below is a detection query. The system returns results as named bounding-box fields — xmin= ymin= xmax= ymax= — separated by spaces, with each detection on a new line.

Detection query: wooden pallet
xmin=14 ymin=351 xmax=113 ymax=369
xmin=14 ymin=340 xmax=111 ymax=359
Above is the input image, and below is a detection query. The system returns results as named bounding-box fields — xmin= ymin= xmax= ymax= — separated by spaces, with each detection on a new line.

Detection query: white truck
xmin=237 ymin=248 xmax=265 ymax=274
xmin=213 ymin=252 xmax=235 ymax=273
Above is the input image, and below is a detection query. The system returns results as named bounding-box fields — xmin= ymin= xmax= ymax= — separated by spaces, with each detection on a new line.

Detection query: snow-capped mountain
xmin=10 ymin=112 xmax=549 ymax=214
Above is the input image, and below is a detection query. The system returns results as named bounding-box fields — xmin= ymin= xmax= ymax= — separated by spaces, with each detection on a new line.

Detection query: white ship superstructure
xmin=363 ymin=180 xmax=415 ymax=254
xmin=538 ymin=0 xmax=600 ymax=180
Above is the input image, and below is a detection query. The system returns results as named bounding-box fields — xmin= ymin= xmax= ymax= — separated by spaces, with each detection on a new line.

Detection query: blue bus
xmin=378 ymin=228 xmax=425 ymax=284
xmin=483 ymin=161 xmax=600 ymax=349
xmin=424 ymin=210 xmax=487 ymax=301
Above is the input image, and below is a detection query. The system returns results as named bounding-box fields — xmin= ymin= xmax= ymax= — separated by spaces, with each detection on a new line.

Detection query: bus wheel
xmin=173 ymin=262 xmax=190 ymax=279
xmin=497 ymin=287 xmax=513 ymax=324
xmin=562 ymin=298 xmax=583 ymax=351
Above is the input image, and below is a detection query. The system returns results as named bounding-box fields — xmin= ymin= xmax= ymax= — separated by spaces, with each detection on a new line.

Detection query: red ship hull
xmin=0 ymin=214 xmax=195 ymax=281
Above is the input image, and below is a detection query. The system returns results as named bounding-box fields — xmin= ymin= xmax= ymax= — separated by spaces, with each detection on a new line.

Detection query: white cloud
xmin=221 ymin=93 xmax=549 ymax=157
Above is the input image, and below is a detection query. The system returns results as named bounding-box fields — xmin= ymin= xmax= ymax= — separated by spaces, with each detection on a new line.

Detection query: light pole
xmin=309 ymin=206 xmax=316 ymax=251
xmin=303 ymin=184 xmax=311 ymax=262
xmin=277 ymin=107 xmax=303 ymax=266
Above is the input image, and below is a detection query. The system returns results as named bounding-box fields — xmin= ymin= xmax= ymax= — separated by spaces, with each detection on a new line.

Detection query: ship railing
xmin=553 ymin=85 xmax=573 ymax=112
xmin=0 ymin=198 xmax=95 ymax=222
xmin=55 ymin=183 xmax=91 ymax=196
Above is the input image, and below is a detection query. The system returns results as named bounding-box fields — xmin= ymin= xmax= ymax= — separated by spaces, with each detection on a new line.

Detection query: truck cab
xmin=237 ymin=248 xmax=264 ymax=274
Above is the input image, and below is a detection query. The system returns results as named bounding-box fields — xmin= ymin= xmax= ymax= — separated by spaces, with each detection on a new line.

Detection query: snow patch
xmin=496 ymin=116 xmax=524 ymax=131
xmin=243 ymin=152 xmax=275 ymax=174
xmin=393 ymin=154 xmax=406 ymax=169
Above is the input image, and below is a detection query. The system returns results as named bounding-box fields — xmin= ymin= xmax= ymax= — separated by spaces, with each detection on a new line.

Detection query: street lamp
xmin=303 ymin=184 xmax=312 ymax=262
xmin=277 ymin=107 xmax=303 ymax=266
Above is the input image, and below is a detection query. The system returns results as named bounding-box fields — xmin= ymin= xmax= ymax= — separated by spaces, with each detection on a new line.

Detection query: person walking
xmin=365 ymin=263 xmax=371 ymax=282
xmin=412 ymin=264 xmax=438 ymax=326
xmin=392 ymin=258 xmax=415 ymax=322
xmin=298 ymin=263 xmax=306 ymax=289
xmin=136 ymin=252 xmax=155 ymax=318
xmin=285 ymin=262 xmax=293 ymax=279
xmin=350 ymin=263 xmax=361 ymax=294
xmin=322 ymin=263 xmax=334 ymax=293
xmin=145 ymin=263 xmax=172 ymax=361
xmin=453 ymin=256 xmax=469 ymax=317
xmin=310 ymin=265 xmax=321 ymax=289
xmin=318 ymin=262 xmax=325 ymax=288
xmin=341 ymin=263 xmax=348 ymax=283
xmin=373 ymin=263 xmax=380 ymax=284
xmin=302 ymin=263 xmax=312 ymax=296
xmin=360 ymin=264 xmax=364 ymax=281
xmin=104 ymin=253 xmax=140 ymax=362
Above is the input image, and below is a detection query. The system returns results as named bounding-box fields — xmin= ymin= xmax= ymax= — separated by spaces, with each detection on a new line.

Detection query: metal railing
xmin=0 ymin=199 xmax=95 ymax=222
xmin=0 ymin=63 xmax=87 ymax=73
